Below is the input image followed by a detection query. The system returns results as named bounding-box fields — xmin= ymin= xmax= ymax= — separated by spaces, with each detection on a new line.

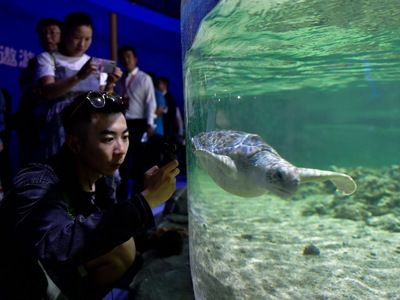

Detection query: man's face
xmin=121 ymin=50 xmax=137 ymax=72
xmin=158 ymin=81 xmax=167 ymax=93
xmin=78 ymin=112 xmax=129 ymax=177
xmin=39 ymin=24 xmax=61 ymax=52
xmin=64 ymin=25 xmax=93 ymax=57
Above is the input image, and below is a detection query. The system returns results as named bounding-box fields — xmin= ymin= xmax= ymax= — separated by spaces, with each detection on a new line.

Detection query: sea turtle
xmin=191 ymin=130 xmax=357 ymax=198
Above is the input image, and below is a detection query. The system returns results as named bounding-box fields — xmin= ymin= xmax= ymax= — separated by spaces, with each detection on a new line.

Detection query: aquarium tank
xmin=182 ymin=0 xmax=400 ymax=299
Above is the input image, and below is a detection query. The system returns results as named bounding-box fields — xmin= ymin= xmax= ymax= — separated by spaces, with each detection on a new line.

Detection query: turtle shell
xmin=192 ymin=130 xmax=279 ymax=157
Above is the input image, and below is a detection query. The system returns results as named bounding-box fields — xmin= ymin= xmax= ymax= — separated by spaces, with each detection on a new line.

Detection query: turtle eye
xmin=274 ymin=170 xmax=284 ymax=180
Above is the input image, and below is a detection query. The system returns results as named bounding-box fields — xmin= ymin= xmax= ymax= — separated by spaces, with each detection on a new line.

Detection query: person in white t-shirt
xmin=37 ymin=12 xmax=122 ymax=157
xmin=17 ymin=18 xmax=62 ymax=166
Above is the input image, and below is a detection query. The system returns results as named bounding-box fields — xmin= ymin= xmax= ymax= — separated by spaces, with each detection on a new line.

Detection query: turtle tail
xmin=298 ymin=168 xmax=357 ymax=196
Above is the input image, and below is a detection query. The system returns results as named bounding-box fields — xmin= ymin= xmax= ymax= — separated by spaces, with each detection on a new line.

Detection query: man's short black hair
xmin=61 ymin=92 xmax=126 ymax=136
xmin=36 ymin=18 xmax=62 ymax=33
xmin=157 ymin=76 xmax=169 ymax=86
xmin=118 ymin=45 xmax=137 ymax=60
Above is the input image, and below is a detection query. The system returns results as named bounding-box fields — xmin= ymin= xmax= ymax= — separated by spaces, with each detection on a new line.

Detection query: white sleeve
xmin=144 ymin=76 xmax=157 ymax=128
xmin=100 ymin=72 xmax=108 ymax=86
xmin=36 ymin=52 xmax=56 ymax=80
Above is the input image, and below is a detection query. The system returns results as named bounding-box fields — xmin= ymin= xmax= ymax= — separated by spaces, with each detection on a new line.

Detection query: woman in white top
xmin=37 ymin=12 xmax=122 ymax=157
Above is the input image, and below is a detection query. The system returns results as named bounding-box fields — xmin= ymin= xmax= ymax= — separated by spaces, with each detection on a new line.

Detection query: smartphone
xmin=159 ymin=142 xmax=177 ymax=167
xmin=91 ymin=57 xmax=116 ymax=74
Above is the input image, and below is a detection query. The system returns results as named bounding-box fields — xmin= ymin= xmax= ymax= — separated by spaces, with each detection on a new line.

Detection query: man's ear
xmin=65 ymin=135 xmax=81 ymax=154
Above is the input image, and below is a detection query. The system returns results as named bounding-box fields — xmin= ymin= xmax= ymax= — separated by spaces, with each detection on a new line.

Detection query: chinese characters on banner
xmin=0 ymin=44 xmax=35 ymax=68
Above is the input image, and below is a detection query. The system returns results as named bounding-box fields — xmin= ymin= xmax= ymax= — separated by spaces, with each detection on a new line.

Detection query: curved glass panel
xmin=184 ymin=0 xmax=400 ymax=299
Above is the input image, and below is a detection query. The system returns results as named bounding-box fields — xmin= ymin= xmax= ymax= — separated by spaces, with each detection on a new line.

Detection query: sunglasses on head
xmin=69 ymin=91 xmax=124 ymax=118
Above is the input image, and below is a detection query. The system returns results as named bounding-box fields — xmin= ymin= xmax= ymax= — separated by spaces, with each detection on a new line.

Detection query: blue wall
xmin=0 ymin=0 xmax=183 ymax=112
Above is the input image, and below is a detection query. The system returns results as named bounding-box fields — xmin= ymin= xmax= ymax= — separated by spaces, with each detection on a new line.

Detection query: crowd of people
xmin=2 ymin=12 xmax=185 ymax=195
xmin=0 ymin=11 xmax=186 ymax=300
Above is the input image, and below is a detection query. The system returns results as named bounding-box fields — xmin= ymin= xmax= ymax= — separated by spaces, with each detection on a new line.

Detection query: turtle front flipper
xmin=194 ymin=149 xmax=238 ymax=179
xmin=298 ymin=168 xmax=357 ymax=195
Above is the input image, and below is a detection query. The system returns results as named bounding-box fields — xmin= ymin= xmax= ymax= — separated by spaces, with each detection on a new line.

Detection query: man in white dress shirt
xmin=117 ymin=46 xmax=157 ymax=199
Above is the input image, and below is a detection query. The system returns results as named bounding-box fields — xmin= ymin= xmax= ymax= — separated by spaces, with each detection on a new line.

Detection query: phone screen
xmin=92 ymin=57 xmax=116 ymax=74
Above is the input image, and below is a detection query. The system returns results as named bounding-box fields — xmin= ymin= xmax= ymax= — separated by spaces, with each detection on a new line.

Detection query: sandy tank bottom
xmin=188 ymin=168 xmax=400 ymax=300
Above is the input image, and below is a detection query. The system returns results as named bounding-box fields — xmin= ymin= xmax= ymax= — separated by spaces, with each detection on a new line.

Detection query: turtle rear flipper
xmin=298 ymin=168 xmax=357 ymax=195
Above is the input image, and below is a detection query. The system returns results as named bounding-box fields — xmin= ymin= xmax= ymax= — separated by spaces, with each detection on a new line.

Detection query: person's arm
xmin=39 ymin=74 xmax=83 ymax=100
xmin=101 ymin=67 xmax=123 ymax=93
xmin=37 ymin=55 xmax=97 ymax=100
xmin=144 ymin=76 xmax=157 ymax=132
xmin=12 ymin=171 xmax=155 ymax=265
xmin=141 ymin=159 xmax=180 ymax=208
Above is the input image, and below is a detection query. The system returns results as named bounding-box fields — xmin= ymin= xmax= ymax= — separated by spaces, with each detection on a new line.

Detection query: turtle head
xmin=265 ymin=166 xmax=300 ymax=198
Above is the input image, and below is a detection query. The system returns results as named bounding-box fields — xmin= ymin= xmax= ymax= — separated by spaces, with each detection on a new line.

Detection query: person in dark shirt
xmin=17 ymin=18 xmax=62 ymax=166
xmin=0 ymin=91 xmax=179 ymax=299
xmin=157 ymin=76 xmax=184 ymax=144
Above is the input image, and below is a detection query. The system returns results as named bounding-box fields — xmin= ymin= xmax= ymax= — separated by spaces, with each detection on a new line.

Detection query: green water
xmin=185 ymin=0 xmax=400 ymax=168
xmin=185 ymin=0 xmax=400 ymax=299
